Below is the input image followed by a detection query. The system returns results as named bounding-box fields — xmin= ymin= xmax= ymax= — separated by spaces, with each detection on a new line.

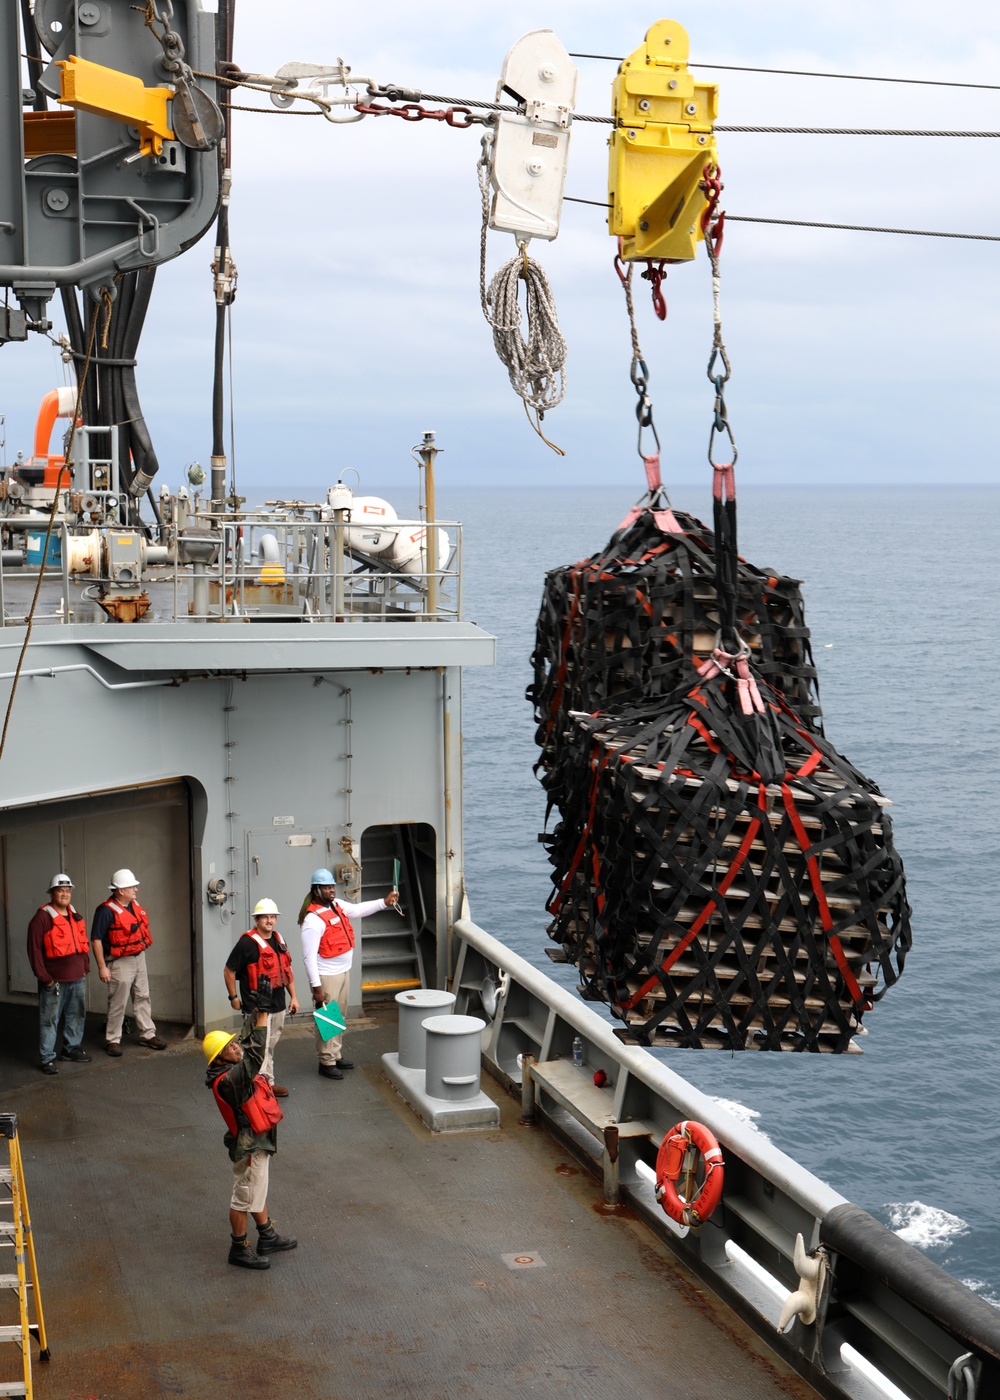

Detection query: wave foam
xmin=885 ymin=1201 xmax=969 ymax=1251
xmin=712 ymin=1097 xmax=771 ymax=1143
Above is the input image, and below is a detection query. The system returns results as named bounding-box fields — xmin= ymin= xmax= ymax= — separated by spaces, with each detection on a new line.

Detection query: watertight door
xmin=0 ymin=782 xmax=193 ymax=1023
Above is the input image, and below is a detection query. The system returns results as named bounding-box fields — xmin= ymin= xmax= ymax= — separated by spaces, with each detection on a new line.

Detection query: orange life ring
xmin=655 ymin=1120 xmax=724 ymax=1227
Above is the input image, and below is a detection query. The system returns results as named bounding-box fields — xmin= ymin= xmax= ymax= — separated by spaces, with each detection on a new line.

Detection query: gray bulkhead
xmin=0 ymin=620 xmax=495 ymax=1034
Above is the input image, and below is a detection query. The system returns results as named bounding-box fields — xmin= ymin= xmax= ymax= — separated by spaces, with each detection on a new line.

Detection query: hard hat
xmin=203 ymin=1030 xmax=237 ymax=1064
xmin=49 ymin=873 xmax=74 ymax=889
xmin=253 ymin=898 xmax=280 ymax=917
xmin=110 ymin=868 xmax=139 ymax=889
xmin=310 ymin=868 xmax=336 ymax=886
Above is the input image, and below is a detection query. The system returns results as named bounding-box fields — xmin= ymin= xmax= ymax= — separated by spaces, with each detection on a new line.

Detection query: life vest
xmin=40 ymin=904 xmax=89 ymax=959
xmin=245 ymin=931 xmax=293 ymax=990
xmin=103 ymin=898 xmax=152 ymax=959
xmin=212 ymin=1072 xmax=284 ymax=1137
xmin=309 ymin=901 xmax=355 ymax=959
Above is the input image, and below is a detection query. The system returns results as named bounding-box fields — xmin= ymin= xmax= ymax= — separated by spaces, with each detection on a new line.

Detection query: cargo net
xmin=540 ymin=673 xmax=911 ymax=1051
xmin=532 ymin=509 xmax=911 ymax=1051
xmin=529 ymin=506 xmax=822 ymax=788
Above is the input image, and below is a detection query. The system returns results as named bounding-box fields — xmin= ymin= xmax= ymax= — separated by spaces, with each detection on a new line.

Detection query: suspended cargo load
xmin=540 ymin=668 xmax=911 ymax=1053
xmin=528 ymin=503 xmax=822 ymax=788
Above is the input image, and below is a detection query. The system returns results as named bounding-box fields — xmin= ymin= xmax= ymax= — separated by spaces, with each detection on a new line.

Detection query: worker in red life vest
xmin=223 ymin=899 xmax=299 ymax=1098
xmin=203 ymin=992 xmax=297 ymax=1271
xmin=90 ymin=868 xmax=166 ymax=1057
xmin=26 ymin=873 xmax=92 ymax=1076
xmin=299 ymin=867 xmax=398 ymax=1080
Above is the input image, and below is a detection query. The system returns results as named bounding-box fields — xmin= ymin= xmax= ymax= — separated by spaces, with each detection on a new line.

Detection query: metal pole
xmin=416 ymin=430 xmax=441 ymax=618
xmin=332 ymin=509 xmax=346 ymax=619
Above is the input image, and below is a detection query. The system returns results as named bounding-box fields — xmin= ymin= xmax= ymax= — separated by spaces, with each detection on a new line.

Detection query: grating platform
xmin=0 ymin=1006 xmax=820 ymax=1400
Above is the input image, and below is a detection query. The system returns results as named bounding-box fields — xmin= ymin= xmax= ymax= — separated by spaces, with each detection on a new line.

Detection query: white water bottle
xmin=572 ymin=1035 xmax=584 ymax=1067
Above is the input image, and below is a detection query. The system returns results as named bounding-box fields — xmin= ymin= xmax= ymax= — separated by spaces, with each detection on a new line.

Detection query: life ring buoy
xmin=655 ymin=1120 xmax=724 ymax=1227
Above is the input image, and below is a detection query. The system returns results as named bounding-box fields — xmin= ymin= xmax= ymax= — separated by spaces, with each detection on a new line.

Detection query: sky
xmin=4 ymin=0 xmax=1000 ymax=500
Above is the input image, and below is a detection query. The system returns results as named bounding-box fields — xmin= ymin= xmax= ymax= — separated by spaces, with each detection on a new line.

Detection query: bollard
xmin=395 ymin=989 xmax=456 ymax=1070
xmin=423 ymin=1014 xmax=486 ymax=1101
xmin=520 ymin=1053 xmax=536 ymax=1124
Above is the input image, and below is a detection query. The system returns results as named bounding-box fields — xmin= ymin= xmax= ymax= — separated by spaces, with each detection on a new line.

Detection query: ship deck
xmin=0 ymin=1006 xmax=820 ymax=1400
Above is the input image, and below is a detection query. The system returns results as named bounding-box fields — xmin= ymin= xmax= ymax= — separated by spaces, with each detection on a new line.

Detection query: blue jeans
xmin=38 ymin=979 xmax=87 ymax=1064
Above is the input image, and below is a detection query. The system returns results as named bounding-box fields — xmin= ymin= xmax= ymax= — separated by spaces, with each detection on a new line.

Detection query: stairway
xmin=359 ymin=826 xmax=426 ymax=997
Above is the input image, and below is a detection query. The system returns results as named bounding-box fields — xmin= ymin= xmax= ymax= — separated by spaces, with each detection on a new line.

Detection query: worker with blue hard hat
xmin=298 ymin=867 xmax=398 ymax=1080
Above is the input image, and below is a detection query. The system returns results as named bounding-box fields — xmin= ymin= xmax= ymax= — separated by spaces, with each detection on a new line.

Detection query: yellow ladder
xmin=0 ymin=1113 xmax=48 ymax=1400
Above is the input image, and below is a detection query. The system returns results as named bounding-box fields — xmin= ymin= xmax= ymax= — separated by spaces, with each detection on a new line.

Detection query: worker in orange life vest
xmin=223 ymin=899 xmax=299 ymax=1098
xmin=90 ymin=868 xmax=167 ymax=1057
xmin=203 ymin=994 xmax=297 ymax=1271
xmin=299 ymin=868 xmax=398 ymax=1080
xmin=26 ymin=873 xmax=92 ymax=1076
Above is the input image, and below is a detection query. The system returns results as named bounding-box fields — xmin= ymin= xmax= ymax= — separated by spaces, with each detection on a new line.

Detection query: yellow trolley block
xmin=56 ymin=55 xmax=175 ymax=157
xmin=609 ymin=19 xmax=719 ymax=263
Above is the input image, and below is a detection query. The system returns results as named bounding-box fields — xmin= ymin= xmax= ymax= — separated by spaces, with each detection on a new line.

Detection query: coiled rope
xmin=477 ymin=137 xmax=567 ymax=455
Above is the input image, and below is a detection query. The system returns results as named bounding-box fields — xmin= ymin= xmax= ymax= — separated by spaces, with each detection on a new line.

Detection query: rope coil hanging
xmin=477 ymin=136 xmax=567 ymax=454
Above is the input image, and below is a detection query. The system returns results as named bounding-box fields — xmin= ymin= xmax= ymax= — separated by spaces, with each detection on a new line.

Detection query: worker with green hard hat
xmin=223 ymin=898 xmax=299 ymax=1097
xmin=299 ymin=867 xmax=398 ymax=1080
xmin=203 ymin=987 xmax=297 ymax=1271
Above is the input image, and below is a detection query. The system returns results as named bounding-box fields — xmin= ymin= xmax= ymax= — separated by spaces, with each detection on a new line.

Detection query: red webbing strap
xmin=550 ymin=747 xmax=609 ymax=914
xmin=781 ymin=782 xmax=863 ymax=1004
xmin=686 ymin=711 xmax=721 ymax=753
xmin=652 ymin=507 xmax=684 ymax=533
xmin=620 ymin=785 xmax=766 ymax=1010
xmin=644 ymin=453 xmax=662 ymax=492
xmin=712 ymin=461 xmax=735 ymax=503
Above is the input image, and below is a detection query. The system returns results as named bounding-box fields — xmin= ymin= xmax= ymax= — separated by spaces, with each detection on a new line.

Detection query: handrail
xmin=453 ymin=916 xmax=996 ymax=1400
xmin=0 ymin=515 xmax=464 ymax=626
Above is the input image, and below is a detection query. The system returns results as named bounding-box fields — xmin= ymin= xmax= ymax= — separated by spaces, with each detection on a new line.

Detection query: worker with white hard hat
xmin=298 ymin=868 xmax=399 ymax=1080
xmin=26 ymin=873 xmax=92 ymax=1076
xmin=90 ymin=868 xmax=166 ymax=1056
xmin=223 ymin=898 xmax=299 ymax=1097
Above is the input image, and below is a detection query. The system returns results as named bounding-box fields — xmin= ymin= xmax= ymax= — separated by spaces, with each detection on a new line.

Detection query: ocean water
xmin=450 ymin=483 xmax=1000 ymax=1305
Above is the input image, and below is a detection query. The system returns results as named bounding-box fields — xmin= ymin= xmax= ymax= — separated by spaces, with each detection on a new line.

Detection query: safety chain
xmin=354 ymin=100 xmax=493 ymax=127
xmin=613 ymin=243 xmax=660 ymax=463
xmin=701 ymin=163 xmax=736 ymax=486
xmin=141 ymin=1 xmax=219 ymax=149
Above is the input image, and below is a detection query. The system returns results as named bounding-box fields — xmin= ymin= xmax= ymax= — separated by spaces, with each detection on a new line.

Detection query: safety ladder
xmin=0 ymin=1113 xmax=48 ymax=1400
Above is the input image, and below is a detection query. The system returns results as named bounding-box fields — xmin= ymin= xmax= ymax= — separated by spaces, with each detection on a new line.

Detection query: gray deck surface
xmin=0 ymin=1007 xmax=820 ymax=1400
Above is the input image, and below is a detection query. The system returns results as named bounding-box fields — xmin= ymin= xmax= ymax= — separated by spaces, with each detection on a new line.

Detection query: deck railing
xmin=0 ymin=514 xmax=463 ymax=625
xmin=453 ymin=917 xmax=997 ymax=1400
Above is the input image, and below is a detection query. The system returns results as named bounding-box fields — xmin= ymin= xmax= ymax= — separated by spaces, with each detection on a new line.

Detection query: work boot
xmin=228 ymin=1234 xmax=270 ymax=1270
xmin=271 ymin=1085 xmax=289 ymax=1098
xmin=337 ymin=1060 xmax=355 ymax=1071
xmin=105 ymin=1042 xmax=122 ymax=1057
xmin=138 ymin=1036 xmax=167 ymax=1051
xmin=39 ymin=1061 xmax=58 ymax=1076
xmin=255 ymin=1219 xmax=297 ymax=1254
xmin=58 ymin=1047 xmax=92 ymax=1063
xmin=318 ymin=1063 xmax=343 ymax=1080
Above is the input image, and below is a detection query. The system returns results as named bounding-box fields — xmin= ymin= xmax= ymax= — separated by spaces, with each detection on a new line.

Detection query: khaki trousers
xmin=261 ymin=1009 xmax=285 ymax=1083
xmin=314 ymin=971 xmax=349 ymax=1066
xmin=105 ymin=952 xmax=156 ymax=1044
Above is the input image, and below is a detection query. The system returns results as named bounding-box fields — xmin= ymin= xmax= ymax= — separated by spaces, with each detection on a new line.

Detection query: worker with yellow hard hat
xmin=203 ymin=992 xmax=297 ymax=1270
xmin=222 ymin=897 xmax=299 ymax=1097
